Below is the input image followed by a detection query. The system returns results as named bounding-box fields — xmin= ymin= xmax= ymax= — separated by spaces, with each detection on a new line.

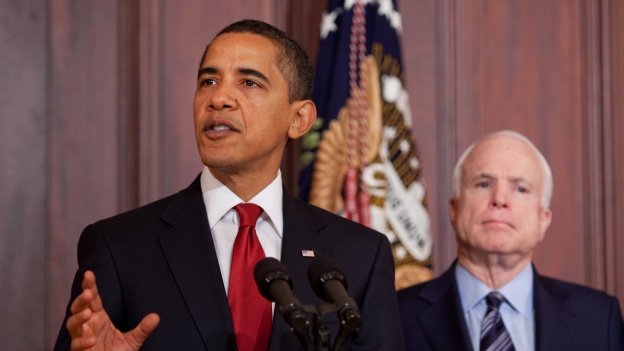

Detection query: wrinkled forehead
xmin=462 ymin=135 xmax=544 ymax=184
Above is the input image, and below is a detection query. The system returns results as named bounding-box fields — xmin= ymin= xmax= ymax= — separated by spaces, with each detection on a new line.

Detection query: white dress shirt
xmin=200 ymin=166 xmax=283 ymax=294
xmin=456 ymin=262 xmax=535 ymax=351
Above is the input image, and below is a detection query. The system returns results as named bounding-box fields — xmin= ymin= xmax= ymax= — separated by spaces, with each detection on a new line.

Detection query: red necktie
xmin=228 ymin=203 xmax=272 ymax=351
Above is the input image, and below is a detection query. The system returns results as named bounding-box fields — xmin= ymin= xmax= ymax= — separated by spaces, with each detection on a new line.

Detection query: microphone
xmin=307 ymin=256 xmax=361 ymax=350
xmin=254 ymin=257 xmax=312 ymax=351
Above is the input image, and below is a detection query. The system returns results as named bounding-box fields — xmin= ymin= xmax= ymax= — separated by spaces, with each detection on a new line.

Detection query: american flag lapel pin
xmin=301 ymin=250 xmax=315 ymax=258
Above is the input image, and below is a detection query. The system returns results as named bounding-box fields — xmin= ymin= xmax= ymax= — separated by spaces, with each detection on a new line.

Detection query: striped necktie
xmin=480 ymin=292 xmax=515 ymax=351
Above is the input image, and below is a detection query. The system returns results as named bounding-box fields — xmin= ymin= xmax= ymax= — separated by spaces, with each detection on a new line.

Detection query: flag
xmin=298 ymin=0 xmax=433 ymax=290
xmin=301 ymin=250 xmax=316 ymax=258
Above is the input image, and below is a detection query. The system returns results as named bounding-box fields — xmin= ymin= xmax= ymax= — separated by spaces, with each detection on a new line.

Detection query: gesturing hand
xmin=65 ymin=271 xmax=160 ymax=351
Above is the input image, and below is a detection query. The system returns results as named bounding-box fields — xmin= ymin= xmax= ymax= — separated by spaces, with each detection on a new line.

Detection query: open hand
xmin=65 ymin=271 xmax=160 ymax=351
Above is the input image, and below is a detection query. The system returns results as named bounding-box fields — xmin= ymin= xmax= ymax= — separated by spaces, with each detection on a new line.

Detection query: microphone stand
xmin=305 ymin=303 xmax=359 ymax=351
xmin=286 ymin=304 xmax=315 ymax=351
xmin=295 ymin=304 xmax=331 ymax=351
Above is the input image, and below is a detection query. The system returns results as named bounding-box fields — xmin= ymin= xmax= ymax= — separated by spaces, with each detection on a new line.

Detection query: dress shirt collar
xmin=200 ymin=166 xmax=284 ymax=237
xmin=456 ymin=261 xmax=534 ymax=319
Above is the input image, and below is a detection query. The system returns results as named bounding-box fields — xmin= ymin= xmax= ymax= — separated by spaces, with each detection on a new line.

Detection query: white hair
xmin=451 ymin=130 xmax=553 ymax=209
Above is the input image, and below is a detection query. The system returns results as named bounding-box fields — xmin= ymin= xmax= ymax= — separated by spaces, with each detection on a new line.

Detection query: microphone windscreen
xmin=306 ymin=256 xmax=348 ymax=301
xmin=254 ymin=257 xmax=290 ymax=301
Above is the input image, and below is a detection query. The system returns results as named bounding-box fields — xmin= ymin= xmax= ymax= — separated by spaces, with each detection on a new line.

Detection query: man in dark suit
xmin=398 ymin=130 xmax=624 ymax=351
xmin=54 ymin=20 xmax=404 ymax=351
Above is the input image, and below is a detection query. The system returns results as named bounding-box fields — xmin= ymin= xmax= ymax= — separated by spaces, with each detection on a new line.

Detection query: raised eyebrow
xmin=197 ymin=66 xmax=218 ymax=80
xmin=238 ymin=68 xmax=271 ymax=86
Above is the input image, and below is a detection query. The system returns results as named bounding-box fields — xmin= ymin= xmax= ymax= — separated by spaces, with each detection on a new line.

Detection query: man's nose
xmin=209 ymin=81 xmax=237 ymax=110
xmin=490 ymin=184 xmax=509 ymax=209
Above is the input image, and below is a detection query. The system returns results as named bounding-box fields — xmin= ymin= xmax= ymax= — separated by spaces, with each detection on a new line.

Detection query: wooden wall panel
xmin=280 ymin=0 xmax=327 ymax=196
xmin=0 ymin=1 xmax=47 ymax=349
xmin=579 ymin=0 xmax=602 ymax=290
xmin=117 ymin=0 xmax=140 ymax=212
xmin=138 ymin=0 xmax=166 ymax=205
xmin=399 ymin=0 xmax=451 ymax=270
xmin=47 ymin=0 xmax=121 ymax=346
xmin=607 ymin=0 xmax=624 ymax=299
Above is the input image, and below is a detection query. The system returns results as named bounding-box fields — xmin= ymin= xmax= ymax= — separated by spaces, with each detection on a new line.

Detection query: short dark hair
xmin=199 ymin=19 xmax=314 ymax=103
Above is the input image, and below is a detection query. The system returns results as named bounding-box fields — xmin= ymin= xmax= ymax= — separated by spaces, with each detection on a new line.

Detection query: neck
xmin=457 ymin=248 xmax=532 ymax=290
xmin=209 ymin=168 xmax=278 ymax=202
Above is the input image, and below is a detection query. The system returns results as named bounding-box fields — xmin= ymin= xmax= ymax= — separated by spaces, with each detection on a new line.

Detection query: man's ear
xmin=449 ymin=198 xmax=458 ymax=223
xmin=288 ymin=100 xmax=316 ymax=139
xmin=448 ymin=197 xmax=463 ymax=234
xmin=538 ymin=208 xmax=552 ymax=241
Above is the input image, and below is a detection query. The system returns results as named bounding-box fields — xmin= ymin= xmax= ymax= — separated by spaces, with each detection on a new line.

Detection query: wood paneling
xmin=580 ymin=0 xmax=607 ymax=291
xmin=47 ymin=1 xmax=122 ymax=346
xmin=400 ymin=0 xmax=454 ymax=272
xmin=280 ymin=0 xmax=327 ymax=196
xmin=138 ymin=0 xmax=166 ymax=205
xmin=607 ymin=0 xmax=624 ymax=298
xmin=117 ymin=0 xmax=141 ymax=212
xmin=0 ymin=1 xmax=47 ymax=349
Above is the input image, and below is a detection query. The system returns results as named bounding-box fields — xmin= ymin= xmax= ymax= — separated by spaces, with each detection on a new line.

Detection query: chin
xmin=477 ymin=236 xmax=513 ymax=251
xmin=200 ymin=154 xmax=235 ymax=170
xmin=488 ymin=239 xmax=525 ymax=254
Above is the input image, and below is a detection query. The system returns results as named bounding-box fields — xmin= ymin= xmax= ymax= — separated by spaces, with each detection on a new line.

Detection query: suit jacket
xmin=54 ymin=175 xmax=404 ymax=351
xmin=397 ymin=262 xmax=624 ymax=351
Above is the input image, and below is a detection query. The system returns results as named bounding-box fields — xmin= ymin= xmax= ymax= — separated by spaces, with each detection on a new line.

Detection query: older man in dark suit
xmin=54 ymin=20 xmax=403 ymax=351
xmin=398 ymin=130 xmax=624 ymax=351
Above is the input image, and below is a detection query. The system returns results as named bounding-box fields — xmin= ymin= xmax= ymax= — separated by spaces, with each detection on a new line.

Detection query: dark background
xmin=1 ymin=0 xmax=623 ymax=349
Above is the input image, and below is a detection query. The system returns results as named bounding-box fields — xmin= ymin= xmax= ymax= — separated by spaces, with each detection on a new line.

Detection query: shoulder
xmin=396 ymin=280 xmax=431 ymax=319
xmin=397 ymin=265 xmax=456 ymax=311
xmin=535 ymin=271 xmax=624 ymax=328
xmin=82 ymin=176 xmax=203 ymax=243
xmin=397 ymin=279 xmax=431 ymax=301
xmin=536 ymin=274 xmax=621 ymax=311
xmin=91 ymin=193 xmax=176 ymax=231
xmin=535 ymin=273 xmax=624 ymax=347
xmin=285 ymin=194 xmax=387 ymax=246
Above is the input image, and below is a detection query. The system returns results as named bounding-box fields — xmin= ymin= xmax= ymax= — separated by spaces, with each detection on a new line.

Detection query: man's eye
xmin=244 ymin=80 xmax=257 ymax=87
xmin=476 ymin=181 xmax=490 ymax=188
xmin=201 ymin=78 xmax=216 ymax=86
xmin=517 ymin=186 xmax=528 ymax=193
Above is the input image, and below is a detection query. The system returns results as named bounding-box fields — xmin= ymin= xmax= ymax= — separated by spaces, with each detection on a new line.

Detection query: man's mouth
xmin=202 ymin=118 xmax=237 ymax=134
xmin=212 ymin=124 xmax=232 ymax=131
xmin=482 ymin=219 xmax=514 ymax=228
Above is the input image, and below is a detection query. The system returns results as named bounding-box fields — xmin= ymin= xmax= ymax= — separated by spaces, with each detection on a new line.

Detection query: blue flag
xmin=298 ymin=0 xmax=433 ymax=290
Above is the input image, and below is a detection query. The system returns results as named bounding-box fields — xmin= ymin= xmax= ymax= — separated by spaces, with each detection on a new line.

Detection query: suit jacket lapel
xmin=156 ymin=181 xmax=335 ymax=351
xmin=419 ymin=263 xmax=474 ymax=351
xmin=268 ymin=191 xmax=332 ymax=351
xmin=534 ymin=270 xmax=576 ymax=351
xmin=158 ymin=176 xmax=236 ymax=350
